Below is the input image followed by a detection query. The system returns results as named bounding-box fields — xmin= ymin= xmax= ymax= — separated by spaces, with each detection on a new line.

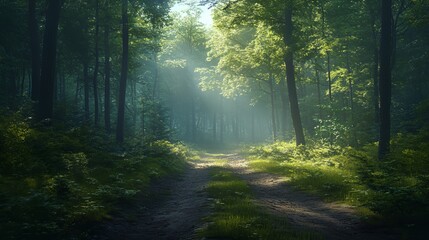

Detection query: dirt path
xmin=92 ymin=153 xmax=399 ymax=240
xmin=92 ymin=158 xmax=214 ymax=240
xmin=224 ymin=153 xmax=399 ymax=240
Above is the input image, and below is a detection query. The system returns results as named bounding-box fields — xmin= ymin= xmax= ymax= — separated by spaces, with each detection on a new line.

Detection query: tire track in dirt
xmin=224 ymin=153 xmax=399 ymax=240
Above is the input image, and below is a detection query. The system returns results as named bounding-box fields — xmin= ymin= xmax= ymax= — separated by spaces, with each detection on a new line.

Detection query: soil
xmin=91 ymin=158 xmax=214 ymax=240
xmin=92 ymin=153 xmax=400 ymax=240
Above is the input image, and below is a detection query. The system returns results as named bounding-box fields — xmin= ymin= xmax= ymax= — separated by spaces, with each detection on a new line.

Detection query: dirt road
xmin=92 ymin=153 xmax=398 ymax=240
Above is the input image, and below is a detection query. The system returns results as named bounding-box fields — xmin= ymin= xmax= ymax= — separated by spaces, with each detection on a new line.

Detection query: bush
xmin=0 ymin=112 xmax=193 ymax=239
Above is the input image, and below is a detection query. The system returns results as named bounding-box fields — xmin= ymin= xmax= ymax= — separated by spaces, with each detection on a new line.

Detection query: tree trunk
xmin=83 ymin=62 xmax=90 ymax=121
xmin=279 ymin=78 xmax=288 ymax=140
xmin=283 ymin=7 xmax=305 ymax=146
xmin=372 ymin=27 xmax=380 ymax=127
xmin=21 ymin=66 xmax=26 ymax=96
xmin=152 ymin=53 xmax=159 ymax=100
xmin=378 ymin=0 xmax=392 ymax=159
xmin=220 ymin=97 xmax=224 ymax=143
xmin=29 ymin=0 xmax=41 ymax=101
xmin=38 ymin=0 xmax=62 ymax=120
xmin=104 ymin=3 xmax=111 ymax=133
xmin=93 ymin=0 xmax=100 ymax=126
xmin=269 ymin=75 xmax=277 ymax=141
xmin=116 ymin=0 xmax=129 ymax=143
xmin=327 ymin=52 xmax=332 ymax=101
xmin=213 ymin=112 xmax=216 ymax=143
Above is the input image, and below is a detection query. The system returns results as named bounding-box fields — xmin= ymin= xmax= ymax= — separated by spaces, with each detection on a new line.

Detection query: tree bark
xmin=269 ymin=75 xmax=277 ymax=141
xmin=93 ymin=0 xmax=100 ymax=126
xmin=279 ymin=78 xmax=288 ymax=140
xmin=283 ymin=7 xmax=305 ymax=146
xmin=213 ymin=112 xmax=216 ymax=143
xmin=83 ymin=62 xmax=90 ymax=121
xmin=104 ymin=7 xmax=111 ymax=133
xmin=327 ymin=52 xmax=332 ymax=102
xmin=116 ymin=0 xmax=129 ymax=143
xmin=378 ymin=0 xmax=392 ymax=159
xmin=29 ymin=0 xmax=41 ymax=101
xmin=38 ymin=0 xmax=62 ymax=120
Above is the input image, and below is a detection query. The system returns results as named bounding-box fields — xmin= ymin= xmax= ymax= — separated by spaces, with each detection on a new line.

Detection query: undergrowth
xmin=246 ymin=131 xmax=429 ymax=238
xmin=201 ymin=158 xmax=321 ymax=240
xmin=0 ymin=112 xmax=193 ymax=239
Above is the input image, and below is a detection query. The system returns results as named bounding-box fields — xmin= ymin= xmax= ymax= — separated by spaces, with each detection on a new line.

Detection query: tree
xmin=116 ymin=0 xmax=129 ymax=143
xmin=29 ymin=0 xmax=41 ymax=101
xmin=38 ymin=0 xmax=63 ymax=120
xmin=103 ymin=0 xmax=112 ymax=133
xmin=378 ymin=0 xmax=392 ymax=159
xmin=283 ymin=5 xmax=305 ymax=145
xmin=92 ymin=0 xmax=100 ymax=126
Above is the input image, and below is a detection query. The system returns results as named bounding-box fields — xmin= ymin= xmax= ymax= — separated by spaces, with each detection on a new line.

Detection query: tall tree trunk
xmin=279 ymin=78 xmax=288 ymax=140
xmin=378 ymin=0 xmax=392 ymax=159
xmin=346 ymin=52 xmax=357 ymax=146
xmin=191 ymin=97 xmax=196 ymax=142
xmin=372 ymin=26 xmax=380 ymax=127
xmin=220 ymin=97 xmax=224 ymax=143
xmin=29 ymin=0 xmax=41 ymax=101
xmin=152 ymin=53 xmax=159 ymax=100
xmin=38 ymin=0 xmax=62 ymax=120
xmin=104 ymin=3 xmax=111 ymax=133
xmin=315 ymin=63 xmax=321 ymax=112
xmin=327 ymin=52 xmax=332 ymax=101
xmin=93 ymin=0 xmax=100 ymax=126
xmin=269 ymin=75 xmax=277 ymax=141
xmin=83 ymin=62 xmax=90 ymax=121
xmin=116 ymin=0 xmax=129 ymax=143
xmin=213 ymin=112 xmax=216 ymax=143
xmin=251 ymin=107 xmax=255 ymax=143
xmin=21 ymin=66 xmax=26 ymax=96
xmin=283 ymin=7 xmax=305 ymax=146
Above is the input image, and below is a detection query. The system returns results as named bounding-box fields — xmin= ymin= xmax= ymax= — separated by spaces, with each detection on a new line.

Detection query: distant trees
xmin=0 ymin=0 xmax=171 ymax=143
xmin=196 ymin=0 xmax=429 ymax=148
xmin=0 ymin=0 xmax=428 ymax=148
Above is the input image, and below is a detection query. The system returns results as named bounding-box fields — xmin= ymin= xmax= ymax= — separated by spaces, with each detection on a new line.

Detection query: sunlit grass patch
xmin=201 ymin=165 xmax=322 ymax=240
xmin=246 ymin=137 xmax=429 ymax=238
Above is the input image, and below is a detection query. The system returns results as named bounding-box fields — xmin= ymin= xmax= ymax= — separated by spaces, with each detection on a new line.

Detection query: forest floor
xmin=92 ymin=153 xmax=400 ymax=240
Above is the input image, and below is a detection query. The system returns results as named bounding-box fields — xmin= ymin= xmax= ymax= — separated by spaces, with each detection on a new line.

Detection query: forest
xmin=0 ymin=0 xmax=428 ymax=239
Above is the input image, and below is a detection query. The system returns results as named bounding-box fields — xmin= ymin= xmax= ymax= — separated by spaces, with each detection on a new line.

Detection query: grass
xmin=245 ymin=137 xmax=429 ymax=239
xmin=200 ymin=158 xmax=322 ymax=240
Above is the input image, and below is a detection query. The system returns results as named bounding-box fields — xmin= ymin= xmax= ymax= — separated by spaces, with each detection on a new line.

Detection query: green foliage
xmin=247 ymin=133 xmax=429 ymax=235
xmin=142 ymin=99 xmax=172 ymax=141
xmin=0 ymin=113 xmax=191 ymax=239
xmin=202 ymin=162 xmax=321 ymax=240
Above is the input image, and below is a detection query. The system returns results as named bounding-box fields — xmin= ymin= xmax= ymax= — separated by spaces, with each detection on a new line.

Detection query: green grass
xmin=200 ymin=158 xmax=322 ymax=240
xmin=246 ymin=137 xmax=429 ymax=239
xmin=249 ymin=158 xmax=357 ymax=202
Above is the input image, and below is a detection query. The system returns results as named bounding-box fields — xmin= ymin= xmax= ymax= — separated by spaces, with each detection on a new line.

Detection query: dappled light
xmin=0 ymin=0 xmax=428 ymax=239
